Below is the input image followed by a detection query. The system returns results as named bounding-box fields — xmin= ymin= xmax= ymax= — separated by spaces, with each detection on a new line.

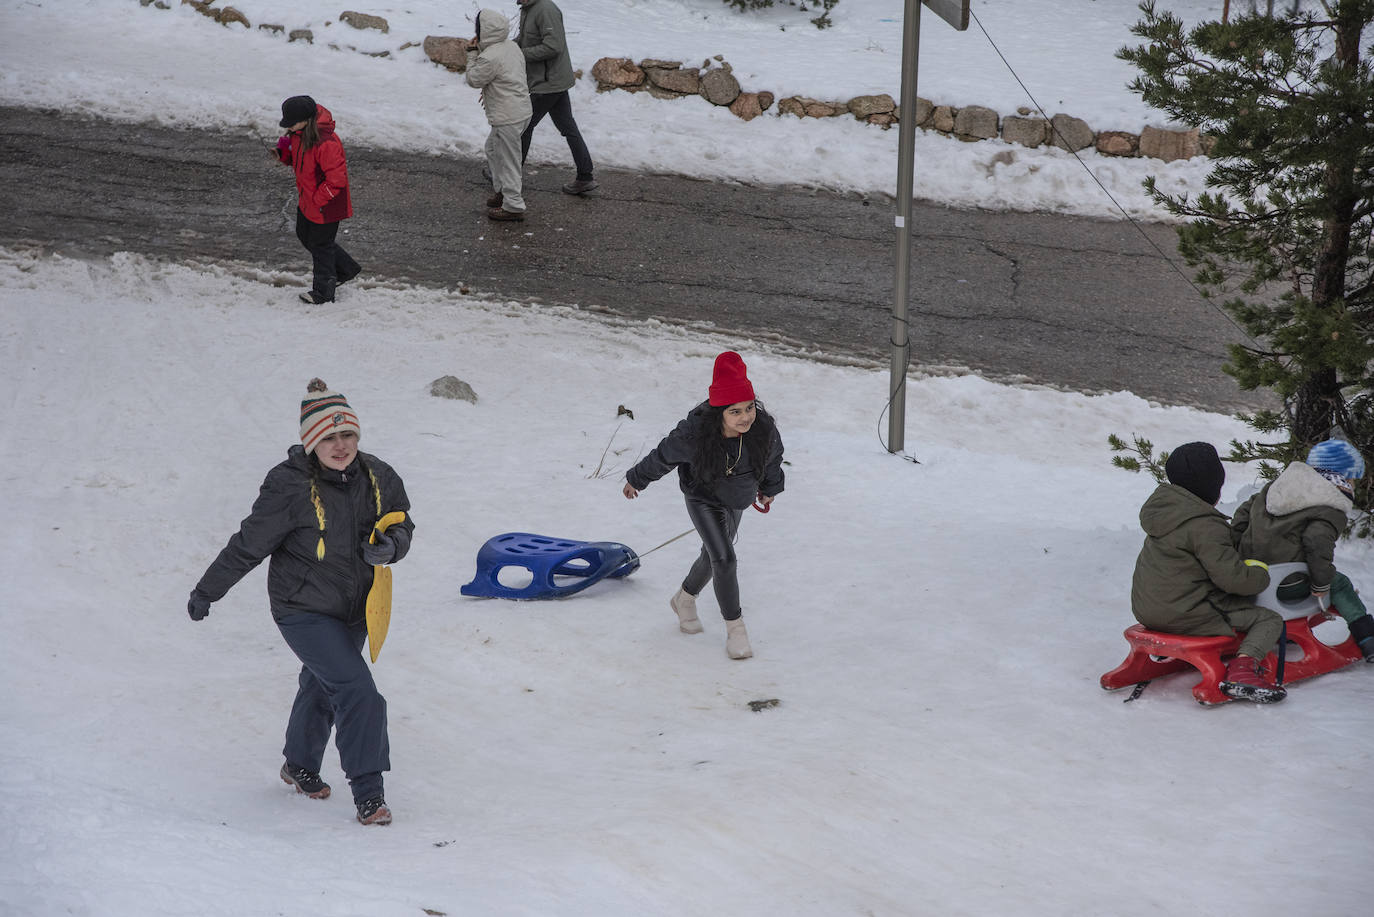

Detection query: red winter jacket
xmin=276 ymin=104 xmax=353 ymax=224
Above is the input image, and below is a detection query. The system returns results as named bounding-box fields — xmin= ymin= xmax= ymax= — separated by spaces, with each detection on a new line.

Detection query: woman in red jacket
xmin=274 ymin=96 xmax=360 ymax=304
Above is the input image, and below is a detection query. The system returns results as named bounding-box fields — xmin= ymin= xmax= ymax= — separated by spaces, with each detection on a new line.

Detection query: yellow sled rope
xmin=365 ymin=511 xmax=408 ymax=663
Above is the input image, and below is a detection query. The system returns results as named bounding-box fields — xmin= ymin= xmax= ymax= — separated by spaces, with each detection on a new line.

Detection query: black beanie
xmin=279 ymin=95 xmax=318 ymax=128
xmin=1165 ymin=441 xmax=1225 ymax=505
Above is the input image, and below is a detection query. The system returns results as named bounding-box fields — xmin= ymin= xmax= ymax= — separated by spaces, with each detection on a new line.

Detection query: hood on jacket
xmin=1139 ymin=482 xmax=1223 ymax=538
xmin=1265 ymin=461 xmax=1353 ymax=516
xmin=311 ymin=104 xmax=337 ymax=137
xmin=477 ymin=9 xmax=512 ymax=49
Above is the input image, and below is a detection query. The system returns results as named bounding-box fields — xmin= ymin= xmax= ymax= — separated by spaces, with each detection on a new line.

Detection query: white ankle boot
xmin=670 ymin=588 xmax=703 ymax=634
xmin=725 ymin=618 xmax=753 ymax=659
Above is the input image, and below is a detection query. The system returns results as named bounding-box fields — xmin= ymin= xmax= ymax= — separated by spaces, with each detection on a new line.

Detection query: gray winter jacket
xmin=194 ymin=446 xmax=414 ymax=625
xmin=1131 ymin=482 xmax=1268 ymax=629
xmin=517 ymin=0 xmax=576 ymax=94
xmin=1232 ymin=461 xmax=1351 ymax=588
xmin=466 ymin=9 xmax=533 ymax=126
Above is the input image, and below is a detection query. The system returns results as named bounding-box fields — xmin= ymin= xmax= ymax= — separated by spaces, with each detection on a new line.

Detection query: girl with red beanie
xmin=273 ymin=95 xmax=360 ymax=304
xmin=623 ymin=352 xmax=785 ymax=659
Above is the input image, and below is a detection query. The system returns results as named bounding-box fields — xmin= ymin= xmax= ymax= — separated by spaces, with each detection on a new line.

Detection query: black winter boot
xmin=356 ymin=795 xmax=392 ymax=826
xmin=280 ymin=763 xmax=330 ymax=799
xmin=1348 ymin=614 xmax=1374 ymax=663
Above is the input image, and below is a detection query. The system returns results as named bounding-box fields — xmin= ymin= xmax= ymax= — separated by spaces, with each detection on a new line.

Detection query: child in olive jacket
xmin=1130 ymin=441 xmax=1285 ymax=702
xmin=1232 ymin=438 xmax=1374 ymax=662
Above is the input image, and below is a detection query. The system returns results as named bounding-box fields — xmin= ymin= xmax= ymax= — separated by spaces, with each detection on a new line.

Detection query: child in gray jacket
xmin=466 ymin=9 xmax=532 ymax=221
xmin=1232 ymin=438 xmax=1374 ymax=662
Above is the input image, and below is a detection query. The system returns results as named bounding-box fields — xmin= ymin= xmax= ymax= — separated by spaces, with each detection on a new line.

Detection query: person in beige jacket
xmin=1130 ymin=442 xmax=1285 ymax=702
xmin=466 ymin=9 xmax=532 ymax=221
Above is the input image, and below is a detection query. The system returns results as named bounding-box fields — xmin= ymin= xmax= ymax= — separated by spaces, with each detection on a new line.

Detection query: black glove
xmin=187 ymin=591 xmax=211 ymax=621
xmin=362 ymin=526 xmax=411 ymax=566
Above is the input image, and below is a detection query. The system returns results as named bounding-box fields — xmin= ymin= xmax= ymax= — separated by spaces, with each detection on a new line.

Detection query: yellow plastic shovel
xmin=365 ymin=511 xmax=408 ymax=663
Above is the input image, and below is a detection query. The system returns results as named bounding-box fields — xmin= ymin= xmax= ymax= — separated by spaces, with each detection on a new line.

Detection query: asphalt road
xmin=0 ymin=105 xmax=1264 ymax=412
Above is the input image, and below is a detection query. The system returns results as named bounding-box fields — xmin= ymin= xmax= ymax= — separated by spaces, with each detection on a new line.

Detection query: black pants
xmin=520 ymin=91 xmax=595 ymax=181
xmin=295 ymin=209 xmax=360 ymax=302
xmin=682 ymin=497 xmax=744 ymax=621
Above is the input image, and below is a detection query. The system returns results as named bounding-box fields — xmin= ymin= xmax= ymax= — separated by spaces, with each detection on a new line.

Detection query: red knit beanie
xmin=708 ymin=351 xmax=755 ymax=406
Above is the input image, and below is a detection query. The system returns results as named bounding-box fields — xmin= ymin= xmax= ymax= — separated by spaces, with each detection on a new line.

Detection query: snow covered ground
xmin=1 ymin=2 xmax=1371 ymax=916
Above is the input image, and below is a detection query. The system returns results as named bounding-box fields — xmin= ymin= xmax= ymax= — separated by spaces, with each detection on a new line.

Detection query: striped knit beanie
xmin=1307 ymin=439 xmax=1365 ymax=480
xmin=300 ymin=378 xmax=360 ymax=454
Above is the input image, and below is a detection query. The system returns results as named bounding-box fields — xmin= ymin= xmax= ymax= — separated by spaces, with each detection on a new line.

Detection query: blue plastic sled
xmin=460 ymin=532 xmax=640 ymax=600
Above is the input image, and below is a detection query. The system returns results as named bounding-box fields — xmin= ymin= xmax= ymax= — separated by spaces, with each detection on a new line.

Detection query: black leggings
xmin=682 ymin=497 xmax=744 ymax=621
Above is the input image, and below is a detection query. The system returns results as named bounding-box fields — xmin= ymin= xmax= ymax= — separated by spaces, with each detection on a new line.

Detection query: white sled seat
xmin=1253 ymin=562 xmax=1325 ymax=620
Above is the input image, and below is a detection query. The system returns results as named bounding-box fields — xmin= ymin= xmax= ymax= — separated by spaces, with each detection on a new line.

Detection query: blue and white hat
xmin=1307 ymin=439 xmax=1364 ymax=480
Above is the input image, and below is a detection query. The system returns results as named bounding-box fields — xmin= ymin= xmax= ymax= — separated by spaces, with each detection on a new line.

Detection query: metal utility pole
xmin=888 ymin=0 xmax=969 ymax=455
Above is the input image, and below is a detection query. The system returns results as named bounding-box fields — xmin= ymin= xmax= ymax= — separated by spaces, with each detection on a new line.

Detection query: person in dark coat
xmin=273 ymin=96 xmax=360 ymax=304
xmin=623 ymin=352 xmax=784 ymax=659
xmin=1130 ymin=441 xmax=1284 ymax=702
xmin=515 ymin=0 xmax=597 ymax=195
xmin=1232 ymin=438 xmax=1374 ymax=661
xmin=187 ymin=379 xmax=414 ymax=825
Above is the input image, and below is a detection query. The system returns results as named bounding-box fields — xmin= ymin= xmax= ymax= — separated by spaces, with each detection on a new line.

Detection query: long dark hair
xmin=298 ymin=116 xmax=322 ymax=151
xmin=690 ymin=400 xmax=776 ymax=486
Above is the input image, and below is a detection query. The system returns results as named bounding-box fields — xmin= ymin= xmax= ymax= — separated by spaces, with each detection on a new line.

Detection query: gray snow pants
xmin=486 ymin=118 xmax=529 ymax=213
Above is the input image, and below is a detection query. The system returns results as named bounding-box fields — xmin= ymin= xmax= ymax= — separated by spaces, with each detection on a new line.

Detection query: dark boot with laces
xmin=280 ymin=763 xmax=331 ymax=799
xmin=356 ymin=795 xmax=392 ymax=826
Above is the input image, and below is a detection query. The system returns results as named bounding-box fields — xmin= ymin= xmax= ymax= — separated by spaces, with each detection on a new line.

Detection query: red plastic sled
xmin=1102 ymin=563 xmax=1364 ymax=705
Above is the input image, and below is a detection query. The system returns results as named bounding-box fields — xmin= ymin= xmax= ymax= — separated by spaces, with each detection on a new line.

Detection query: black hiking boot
xmin=280 ymin=763 xmax=331 ymax=799
xmin=356 ymin=795 xmax=392 ymax=826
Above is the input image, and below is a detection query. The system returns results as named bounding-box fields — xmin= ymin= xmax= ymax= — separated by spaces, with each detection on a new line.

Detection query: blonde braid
xmin=309 ymin=474 xmax=327 ymax=561
xmin=309 ymin=458 xmax=383 ymax=562
xmin=366 ymin=463 xmax=382 ymax=519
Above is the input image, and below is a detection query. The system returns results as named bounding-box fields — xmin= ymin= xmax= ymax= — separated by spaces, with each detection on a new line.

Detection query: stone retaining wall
xmin=141 ymin=1 xmax=1209 ymax=163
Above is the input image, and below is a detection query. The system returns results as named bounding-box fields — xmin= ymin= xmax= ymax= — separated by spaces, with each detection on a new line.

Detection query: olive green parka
xmin=517 ymin=0 xmax=576 ymax=94
xmin=1130 ymin=482 xmax=1269 ymax=630
xmin=1231 ymin=461 xmax=1351 ymax=589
